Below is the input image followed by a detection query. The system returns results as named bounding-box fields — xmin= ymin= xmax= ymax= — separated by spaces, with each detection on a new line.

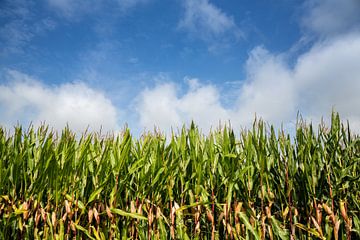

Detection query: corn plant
xmin=0 ymin=112 xmax=359 ymax=239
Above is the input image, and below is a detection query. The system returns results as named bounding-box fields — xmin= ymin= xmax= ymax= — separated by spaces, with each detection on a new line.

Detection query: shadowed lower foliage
xmin=0 ymin=112 xmax=359 ymax=239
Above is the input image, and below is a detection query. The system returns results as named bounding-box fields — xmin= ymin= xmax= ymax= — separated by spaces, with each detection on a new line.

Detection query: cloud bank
xmin=0 ymin=70 xmax=119 ymax=133
xmin=6 ymin=30 xmax=358 ymax=136
xmin=134 ymin=0 xmax=360 ymax=134
xmin=1 ymin=0 xmax=360 ymax=135
xmin=136 ymin=33 xmax=360 ymax=133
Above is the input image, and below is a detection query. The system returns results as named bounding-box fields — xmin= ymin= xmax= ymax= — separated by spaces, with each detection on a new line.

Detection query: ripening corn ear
xmin=0 ymin=112 xmax=359 ymax=239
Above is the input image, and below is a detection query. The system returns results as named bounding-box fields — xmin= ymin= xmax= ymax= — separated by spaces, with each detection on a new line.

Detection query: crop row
xmin=0 ymin=112 xmax=359 ymax=239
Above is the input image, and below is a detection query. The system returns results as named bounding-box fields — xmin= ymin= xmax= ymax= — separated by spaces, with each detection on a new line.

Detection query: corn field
xmin=0 ymin=112 xmax=359 ymax=239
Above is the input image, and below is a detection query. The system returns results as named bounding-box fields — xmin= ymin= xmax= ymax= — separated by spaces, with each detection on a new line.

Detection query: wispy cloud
xmin=116 ymin=0 xmax=150 ymax=10
xmin=178 ymin=0 xmax=243 ymax=52
xmin=46 ymin=0 xmax=102 ymax=20
xmin=46 ymin=0 xmax=150 ymax=20
xmin=0 ymin=70 xmax=119 ymax=133
xmin=0 ymin=0 xmax=56 ymax=56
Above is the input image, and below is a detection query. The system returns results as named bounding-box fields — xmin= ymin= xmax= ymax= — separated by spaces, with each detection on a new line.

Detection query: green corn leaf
xmin=91 ymin=226 xmax=102 ymax=240
xmin=87 ymin=187 xmax=104 ymax=204
xmin=270 ymin=216 xmax=289 ymax=240
xmin=238 ymin=212 xmax=260 ymax=240
xmin=175 ymin=201 xmax=209 ymax=213
xmin=110 ymin=208 xmax=147 ymax=220
xmin=75 ymin=223 xmax=95 ymax=240
xmin=295 ymin=223 xmax=325 ymax=239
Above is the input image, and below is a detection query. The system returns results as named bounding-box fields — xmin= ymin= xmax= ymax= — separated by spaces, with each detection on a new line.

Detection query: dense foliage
xmin=0 ymin=113 xmax=359 ymax=239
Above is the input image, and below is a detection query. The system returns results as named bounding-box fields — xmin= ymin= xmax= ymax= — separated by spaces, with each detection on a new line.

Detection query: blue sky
xmin=1 ymin=0 xmax=360 ymax=135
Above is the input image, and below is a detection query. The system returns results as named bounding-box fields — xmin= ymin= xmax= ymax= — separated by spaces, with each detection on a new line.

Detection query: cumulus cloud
xmin=237 ymin=33 xmax=360 ymax=130
xmin=178 ymin=0 xmax=242 ymax=51
xmin=136 ymin=33 xmax=360 ymax=133
xmin=136 ymin=78 xmax=229 ymax=133
xmin=294 ymin=33 xmax=360 ymax=128
xmin=235 ymin=47 xmax=296 ymax=125
xmin=302 ymin=0 xmax=360 ymax=37
xmin=0 ymin=70 xmax=119 ymax=133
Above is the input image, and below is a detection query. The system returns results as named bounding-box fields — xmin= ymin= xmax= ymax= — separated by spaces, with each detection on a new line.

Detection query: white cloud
xmin=234 ymin=47 xmax=296 ymax=126
xmin=179 ymin=0 xmax=235 ymax=36
xmin=302 ymin=0 xmax=360 ymax=37
xmin=236 ymin=33 xmax=360 ymax=130
xmin=135 ymin=78 xmax=229 ymax=133
xmin=136 ymin=83 xmax=182 ymax=131
xmin=294 ymin=33 xmax=360 ymax=129
xmin=0 ymin=70 xmax=119 ymax=134
xmin=178 ymin=0 xmax=242 ymax=51
xmin=136 ymin=33 xmax=360 ymax=133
